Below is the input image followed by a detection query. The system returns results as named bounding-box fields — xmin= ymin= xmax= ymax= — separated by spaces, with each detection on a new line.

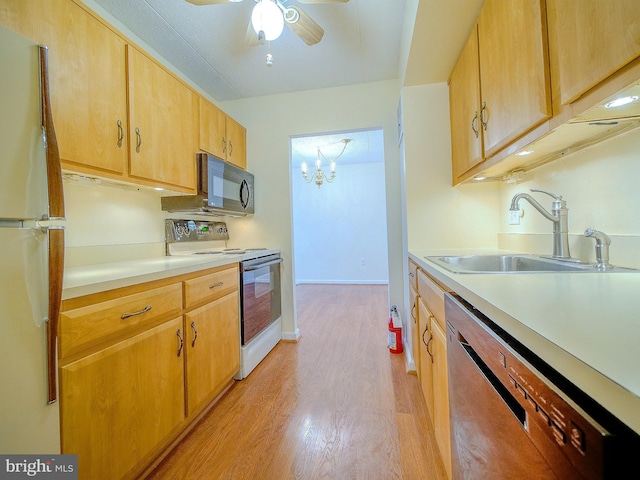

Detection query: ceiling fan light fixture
xmin=251 ymin=0 xmax=284 ymax=41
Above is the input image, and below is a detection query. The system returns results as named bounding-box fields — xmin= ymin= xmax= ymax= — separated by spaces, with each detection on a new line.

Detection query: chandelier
xmin=301 ymin=138 xmax=351 ymax=187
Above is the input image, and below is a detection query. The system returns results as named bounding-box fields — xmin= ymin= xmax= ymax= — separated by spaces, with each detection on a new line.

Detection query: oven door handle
xmin=243 ymin=258 xmax=283 ymax=271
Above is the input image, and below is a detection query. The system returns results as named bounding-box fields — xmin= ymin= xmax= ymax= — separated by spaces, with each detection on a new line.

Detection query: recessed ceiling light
xmin=516 ymin=150 xmax=533 ymax=156
xmin=604 ymin=95 xmax=639 ymax=108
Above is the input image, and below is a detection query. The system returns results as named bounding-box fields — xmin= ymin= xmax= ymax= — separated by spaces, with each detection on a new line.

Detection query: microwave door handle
xmin=240 ymin=179 xmax=250 ymax=209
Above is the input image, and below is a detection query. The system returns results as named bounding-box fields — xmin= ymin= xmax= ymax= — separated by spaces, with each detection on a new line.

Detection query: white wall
xmin=292 ymin=161 xmax=389 ymax=284
xmin=402 ymin=83 xmax=501 ymax=250
xmin=401 ymin=82 xmax=501 ymax=370
xmin=221 ymin=79 xmax=404 ymax=341
xmin=499 ymin=128 xmax=640 ymax=268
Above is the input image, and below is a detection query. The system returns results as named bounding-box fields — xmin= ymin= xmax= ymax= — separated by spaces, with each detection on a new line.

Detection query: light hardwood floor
xmin=146 ymin=284 xmax=447 ymax=479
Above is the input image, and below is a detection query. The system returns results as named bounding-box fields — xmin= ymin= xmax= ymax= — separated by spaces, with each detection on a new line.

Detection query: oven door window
xmin=242 ymin=264 xmax=281 ymax=345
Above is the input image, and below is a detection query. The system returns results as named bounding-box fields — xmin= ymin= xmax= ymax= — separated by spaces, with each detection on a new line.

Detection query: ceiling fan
xmin=186 ymin=0 xmax=349 ymax=51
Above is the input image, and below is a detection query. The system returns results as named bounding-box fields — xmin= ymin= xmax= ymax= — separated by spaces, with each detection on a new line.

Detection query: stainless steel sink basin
xmin=425 ymin=254 xmax=637 ymax=274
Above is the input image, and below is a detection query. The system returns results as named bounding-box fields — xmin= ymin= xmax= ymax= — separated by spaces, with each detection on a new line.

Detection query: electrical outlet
xmin=508 ymin=210 xmax=521 ymax=225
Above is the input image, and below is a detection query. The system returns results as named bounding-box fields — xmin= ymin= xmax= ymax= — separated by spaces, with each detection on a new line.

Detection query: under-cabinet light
xmin=604 ymin=95 xmax=638 ymax=109
xmin=516 ymin=150 xmax=533 ymax=156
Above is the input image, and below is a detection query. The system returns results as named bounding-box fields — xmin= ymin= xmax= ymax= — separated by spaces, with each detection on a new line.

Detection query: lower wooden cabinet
xmin=60 ymin=317 xmax=185 ymax=480
xmin=59 ymin=264 xmax=241 ymax=480
xmin=185 ymin=290 xmax=240 ymax=416
xmin=416 ymin=268 xmax=452 ymax=479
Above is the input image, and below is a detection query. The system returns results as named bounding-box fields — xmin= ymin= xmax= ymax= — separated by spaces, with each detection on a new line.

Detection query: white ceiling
xmin=93 ymin=0 xmax=407 ymax=101
xmin=291 ymin=129 xmax=383 ymax=170
xmin=91 ymin=0 xmax=485 ymax=102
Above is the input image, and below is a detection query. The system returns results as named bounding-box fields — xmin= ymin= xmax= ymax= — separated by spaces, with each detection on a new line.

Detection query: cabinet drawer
xmin=184 ymin=264 xmax=238 ymax=309
xmin=60 ymin=283 xmax=183 ymax=359
xmin=417 ymin=270 xmax=448 ymax=330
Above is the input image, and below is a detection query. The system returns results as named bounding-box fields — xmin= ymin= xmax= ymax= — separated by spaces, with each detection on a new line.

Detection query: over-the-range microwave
xmin=161 ymin=153 xmax=254 ymax=217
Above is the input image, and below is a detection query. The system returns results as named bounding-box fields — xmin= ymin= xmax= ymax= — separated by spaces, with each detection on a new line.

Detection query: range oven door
xmin=240 ymin=255 xmax=282 ymax=345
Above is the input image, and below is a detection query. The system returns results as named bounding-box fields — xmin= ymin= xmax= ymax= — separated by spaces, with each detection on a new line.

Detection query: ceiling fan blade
xmin=185 ymin=0 xmax=238 ymax=5
xmin=296 ymin=0 xmax=349 ymax=4
xmin=245 ymin=18 xmax=262 ymax=47
xmin=285 ymin=6 xmax=324 ymax=46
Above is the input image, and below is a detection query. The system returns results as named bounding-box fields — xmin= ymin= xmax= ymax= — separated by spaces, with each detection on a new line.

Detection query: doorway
xmin=290 ymin=128 xmax=389 ymax=285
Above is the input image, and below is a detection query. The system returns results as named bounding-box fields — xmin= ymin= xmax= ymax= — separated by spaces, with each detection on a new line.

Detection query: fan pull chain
xmin=266 ymin=41 xmax=274 ymax=66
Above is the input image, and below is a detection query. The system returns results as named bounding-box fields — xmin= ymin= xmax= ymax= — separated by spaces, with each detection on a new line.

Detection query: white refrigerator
xmin=0 ymin=24 xmax=65 ymax=453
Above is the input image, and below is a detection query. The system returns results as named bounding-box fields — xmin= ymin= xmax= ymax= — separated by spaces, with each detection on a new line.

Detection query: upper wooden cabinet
xmin=0 ymin=0 xmax=127 ymax=176
xmin=477 ymin=0 xmax=551 ymax=158
xmin=199 ymin=97 xmax=247 ymax=169
xmin=449 ymin=27 xmax=483 ymax=183
xmin=547 ymin=0 xmax=640 ymax=106
xmin=449 ymin=0 xmax=552 ymax=184
xmin=127 ymin=45 xmax=198 ymax=191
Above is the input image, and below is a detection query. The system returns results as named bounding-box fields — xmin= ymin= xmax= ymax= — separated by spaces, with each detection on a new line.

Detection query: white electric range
xmin=166 ymin=219 xmax=283 ymax=379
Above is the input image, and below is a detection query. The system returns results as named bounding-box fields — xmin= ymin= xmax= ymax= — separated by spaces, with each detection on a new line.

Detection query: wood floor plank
xmin=146 ymin=284 xmax=447 ymax=480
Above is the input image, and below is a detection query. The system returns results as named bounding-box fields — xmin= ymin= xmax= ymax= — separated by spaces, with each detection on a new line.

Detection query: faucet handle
xmin=530 ymin=189 xmax=562 ymax=200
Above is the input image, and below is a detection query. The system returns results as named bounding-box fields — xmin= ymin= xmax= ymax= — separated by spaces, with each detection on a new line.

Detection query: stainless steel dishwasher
xmin=445 ymin=293 xmax=639 ymax=479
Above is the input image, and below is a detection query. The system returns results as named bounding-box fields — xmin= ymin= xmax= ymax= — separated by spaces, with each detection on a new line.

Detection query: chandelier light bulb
xmin=251 ymin=0 xmax=284 ymax=42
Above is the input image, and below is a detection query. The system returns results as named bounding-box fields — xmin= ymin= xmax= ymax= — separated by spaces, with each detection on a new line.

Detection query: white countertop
xmin=62 ymin=249 xmax=280 ymax=300
xmin=409 ymin=249 xmax=640 ymax=436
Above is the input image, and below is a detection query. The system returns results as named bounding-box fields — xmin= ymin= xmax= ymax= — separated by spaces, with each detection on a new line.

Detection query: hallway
xmin=148 ymin=284 xmax=447 ymax=479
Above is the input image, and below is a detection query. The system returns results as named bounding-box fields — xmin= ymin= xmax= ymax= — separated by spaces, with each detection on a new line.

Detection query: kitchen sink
xmin=425 ymin=254 xmax=638 ymax=274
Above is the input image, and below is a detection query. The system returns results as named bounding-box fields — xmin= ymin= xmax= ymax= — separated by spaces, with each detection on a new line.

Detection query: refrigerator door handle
xmin=39 ymin=45 xmax=65 ymax=220
xmin=46 ymin=225 xmax=64 ymax=404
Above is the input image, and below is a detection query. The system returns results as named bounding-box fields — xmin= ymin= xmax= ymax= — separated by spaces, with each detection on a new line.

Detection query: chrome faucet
xmin=584 ymin=228 xmax=612 ymax=270
xmin=509 ymin=189 xmax=571 ymax=259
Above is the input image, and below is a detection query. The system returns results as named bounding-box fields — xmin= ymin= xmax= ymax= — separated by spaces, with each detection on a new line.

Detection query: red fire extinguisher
xmin=388 ymin=306 xmax=403 ymax=354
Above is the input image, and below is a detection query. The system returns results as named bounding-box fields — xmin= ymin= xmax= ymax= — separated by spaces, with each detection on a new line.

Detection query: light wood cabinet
xmin=548 ymin=0 xmax=640 ymax=106
xmin=185 ymin=291 xmax=240 ymax=416
xmin=60 ymin=317 xmax=185 ymax=480
xmin=199 ymin=97 xmax=247 ymax=169
xmin=49 ymin=0 xmax=128 ymax=176
xmin=0 ymin=0 xmax=127 ymax=175
xmin=450 ymin=26 xmax=483 ymax=182
xmin=449 ymin=0 xmax=551 ymax=184
xmin=417 ymin=269 xmax=451 ymax=478
xmin=409 ymin=283 xmax=420 ymax=377
xmin=183 ymin=264 xmax=240 ymax=417
xmin=418 ymin=298 xmax=434 ymax=416
xmin=59 ymin=265 xmax=241 ymax=479
xmin=127 ymin=45 xmax=198 ymax=191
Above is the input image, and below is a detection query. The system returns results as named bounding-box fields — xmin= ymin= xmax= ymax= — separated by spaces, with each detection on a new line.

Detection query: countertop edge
xmin=408 ymin=250 xmax=640 ymax=436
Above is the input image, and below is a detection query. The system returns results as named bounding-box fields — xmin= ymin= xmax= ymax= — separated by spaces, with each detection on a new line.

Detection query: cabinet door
xmin=418 ymin=298 xmax=434 ymax=421
xmin=50 ymin=0 xmax=127 ymax=175
xmin=409 ymin=284 xmax=420 ymax=377
xmin=226 ymin=116 xmax=247 ymax=170
xmin=431 ymin=320 xmax=451 ymax=480
xmin=0 ymin=0 xmax=128 ymax=176
xmin=60 ymin=318 xmax=185 ymax=480
xmin=127 ymin=45 xmax=197 ymax=191
xmin=449 ymin=26 xmax=483 ymax=182
xmin=199 ymin=97 xmax=227 ymax=159
xmin=185 ymin=291 xmax=240 ymax=416
xmin=478 ymin=0 xmax=551 ymax=158
xmin=548 ymin=0 xmax=640 ymax=105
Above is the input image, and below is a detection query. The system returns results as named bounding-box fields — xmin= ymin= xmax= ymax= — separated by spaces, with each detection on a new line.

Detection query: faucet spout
xmin=509 ymin=193 xmax=557 ymax=223
xmin=509 ymin=189 xmax=571 ymax=259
